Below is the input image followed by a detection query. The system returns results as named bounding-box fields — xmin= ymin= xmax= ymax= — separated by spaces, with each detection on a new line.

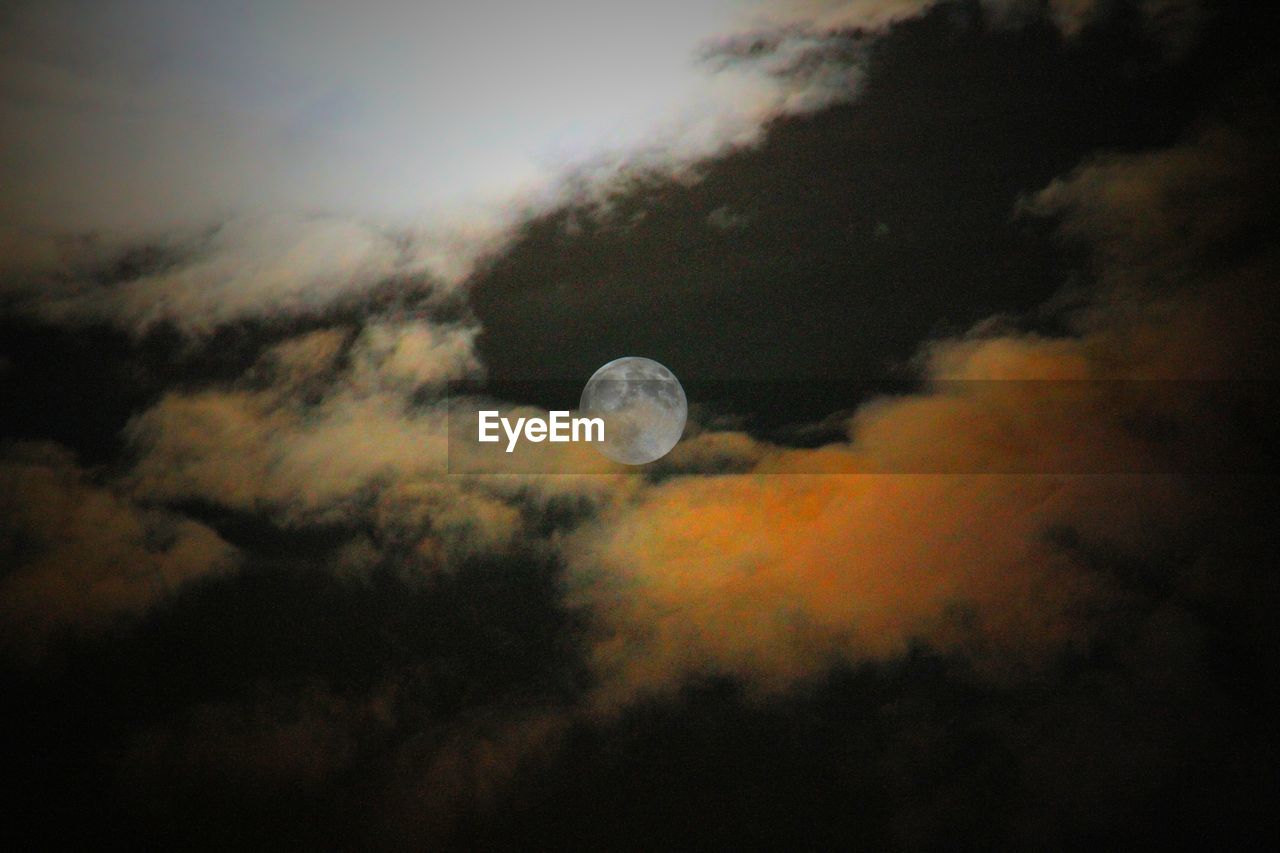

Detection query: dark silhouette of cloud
xmin=2 ymin=2 xmax=1278 ymax=850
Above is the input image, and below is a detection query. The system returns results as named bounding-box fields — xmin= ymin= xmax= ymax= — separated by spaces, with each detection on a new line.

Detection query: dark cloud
xmin=467 ymin=1 xmax=1227 ymax=394
xmin=0 ymin=442 xmax=236 ymax=661
xmin=2 ymin=2 xmax=1279 ymax=850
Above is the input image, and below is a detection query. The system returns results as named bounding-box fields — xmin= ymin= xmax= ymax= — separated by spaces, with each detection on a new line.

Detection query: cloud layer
xmin=563 ymin=121 xmax=1274 ymax=710
xmin=2 ymin=1 xmax=1208 ymax=340
xmin=2 ymin=4 xmax=1272 ymax=848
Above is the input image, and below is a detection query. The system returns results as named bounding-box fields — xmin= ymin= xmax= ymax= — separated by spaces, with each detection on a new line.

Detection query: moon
xmin=580 ymin=357 xmax=687 ymax=465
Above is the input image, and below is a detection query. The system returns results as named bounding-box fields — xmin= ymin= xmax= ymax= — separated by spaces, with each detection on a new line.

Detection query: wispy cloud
xmin=0 ymin=442 xmax=237 ymax=660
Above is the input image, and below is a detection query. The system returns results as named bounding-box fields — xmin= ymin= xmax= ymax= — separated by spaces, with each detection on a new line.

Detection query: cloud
xmin=125 ymin=324 xmax=461 ymax=521
xmin=749 ymin=1 xmax=1204 ymax=49
xmin=97 ymin=119 xmax=1270 ymax=717
xmin=1 ymin=1 xmax=1211 ymax=342
xmin=1024 ymin=124 xmax=1279 ymax=290
xmin=0 ymin=0 xmax=1207 ymax=244
xmin=0 ymin=214 xmax=499 ymax=336
xmin=116 ymin=681 xmax=386 ymax=801
xmin=0 ymin=441 xmax=237 ymax=661
xmin=123 ymin=319 xmax=638 ymax=577
xmin=562 ymin=122 xmax=1271 ymax=711
xmin=0 ymin=7 xmax=1264 ymax=846
xmin=1023 ymin=123 xmax=1280 ymax=379
xmin=0 ymin=0 xmax=861 ymax=234
xmin=111 ymin=675 xmax=572 ymax=847
xmin=347 ymin=321 xmax=483 ymax=393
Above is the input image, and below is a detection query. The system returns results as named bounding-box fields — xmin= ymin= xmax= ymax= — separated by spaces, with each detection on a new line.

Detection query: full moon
xmin=580 ymin=357 xmax=687 ymax=465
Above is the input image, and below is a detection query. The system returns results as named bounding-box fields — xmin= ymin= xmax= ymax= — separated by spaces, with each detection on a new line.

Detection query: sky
xmin=0 ymin=0 xmax=876 ymax=233
xmin=2 ymin=0 xmax=1279 ymax=849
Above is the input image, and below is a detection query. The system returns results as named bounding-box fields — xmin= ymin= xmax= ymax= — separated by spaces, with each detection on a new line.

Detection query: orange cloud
xmin=0 ymin=442 xmax=237 ymax=661
xmin=563 ymin=126 xmax=1264 ymax=711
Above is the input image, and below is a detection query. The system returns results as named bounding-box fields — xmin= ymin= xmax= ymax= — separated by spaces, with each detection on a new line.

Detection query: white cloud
xmin=0 ymin=214 xmax=499 ymax=334
xmin=3 ymin=0 xmax=1200 ymax=238
xmin=1 ymin=1 xmax=1207 ymax=336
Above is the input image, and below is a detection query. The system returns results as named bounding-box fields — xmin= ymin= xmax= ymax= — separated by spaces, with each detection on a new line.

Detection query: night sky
xmin=3 ymin=1 xmax=1279 ymax=849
